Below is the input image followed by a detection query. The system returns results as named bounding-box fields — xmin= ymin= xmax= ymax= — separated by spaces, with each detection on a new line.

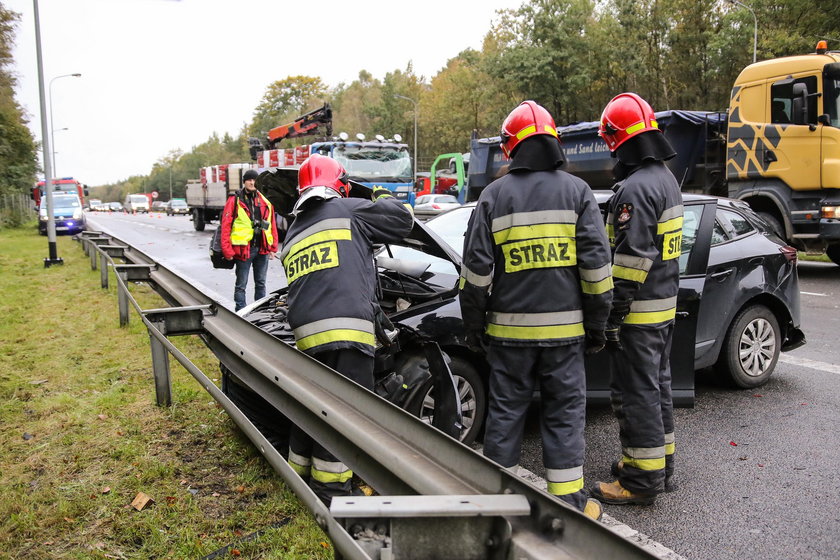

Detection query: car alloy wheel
xmin=407 ymin=356 xmax=485 ymax=445
xmin=718 ymin=304 xmax=780 ymax=388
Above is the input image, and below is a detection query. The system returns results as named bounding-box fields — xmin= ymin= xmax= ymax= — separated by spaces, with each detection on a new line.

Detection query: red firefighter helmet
xmin=598 ymin=93 xmax=660 ymax=152
xmin=298 ymin=153 xmax=350 ymax=197
xmin=499 ymin=100 xmax=559 ymax=158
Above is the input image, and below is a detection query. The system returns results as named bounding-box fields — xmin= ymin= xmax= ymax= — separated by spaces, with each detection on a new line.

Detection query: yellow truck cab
xmin=727 ymin=41 xmax=840 ymax=262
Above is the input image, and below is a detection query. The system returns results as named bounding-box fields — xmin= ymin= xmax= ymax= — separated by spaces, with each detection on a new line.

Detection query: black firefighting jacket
xmin=606 ymin=160 xmax=683 ymax=327
xmin=280 ymin=195 xmax=413 ymax=356
xmin=459 ymin=169 xmax=613 ymax=346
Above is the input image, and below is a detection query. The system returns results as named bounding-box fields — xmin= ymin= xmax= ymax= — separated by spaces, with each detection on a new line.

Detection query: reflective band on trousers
xmin=622 ymin=445 xmax=666 ymax=471
xmin=280 ymin=218 xmax=352 ymax=260
xmin=665 ymin=432 xmax=676 ymax=455
xmin=294 ymin=317 xmax=375 ymax=351
xmin=288 ymin=451 xmax=312 ymax=476
xmin=579 ymin=263 xmax=613 ymax=295
xmin=546 ymin=466 xmax=584 ymax=496
xmin=486 ymin=310 xmax=584 ymax=340
xmin=624 ymin=296 xmax=677 ymax=325
xmin=311 ymin=457 xmax=352 ymax=484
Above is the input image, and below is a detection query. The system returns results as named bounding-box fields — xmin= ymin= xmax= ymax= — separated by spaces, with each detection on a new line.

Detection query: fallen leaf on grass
xmin=29 ymin=379 xmax=49 ymax=385
xmin=97 ymin=414 xmax=107 ymax=421
xmin=101 ymin=486 xmax=111 ymax=494
xmin=130 ymin=492 xmax=154 ymax=511
xmin=180 ymin=479 xmax=188 ymax=485
xmin=165 ymin=496 xmax=177 ymax=505
xmin=235 ymin=485 xmax=245 ymax=494
xmin=320 ymin=542 xmax=330 ymax=549
xmin=231 ymin=550 xmax=241 ymax=556
xmin=211 ymin=492 xmax=220 ymax=497
xmin=234 ymin=529 xmax=243 ymax=537
xmin=64 ymin=517 xmax=74 ymax=522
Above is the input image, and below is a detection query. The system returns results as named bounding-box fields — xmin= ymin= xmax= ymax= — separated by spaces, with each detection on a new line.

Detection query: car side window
xmin=679 ymin=205 xmax=703 ymax=274
xmin=717 ymin=209 xmax=755 ymax=239
xmin=711 ymin=221 xmax=729 ymax=245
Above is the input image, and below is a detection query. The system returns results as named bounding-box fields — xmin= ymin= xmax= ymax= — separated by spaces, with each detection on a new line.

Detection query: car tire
xmin=758 ymin=211 xmax=784 ymax=238
xmin=825 ymin=245 xmax=840 ymax=266
xmin=717 ymin=304 xmax=780 ymax=388
xmin=193 ymin=208 xmax=205 ymax=231
xmin=405 ymin=355 xmax=486 ymax=445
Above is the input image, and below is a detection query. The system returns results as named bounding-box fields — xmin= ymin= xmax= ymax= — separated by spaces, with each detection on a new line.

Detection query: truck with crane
xmin=185 ymin=104 xmax=414 ymax=230
xmin=464 ymin=42 xmax=840 ymax=263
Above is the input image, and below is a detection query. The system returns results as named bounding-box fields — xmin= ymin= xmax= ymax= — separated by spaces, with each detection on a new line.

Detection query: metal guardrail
xmin=76 ymin=229 xmax=658 ymax=560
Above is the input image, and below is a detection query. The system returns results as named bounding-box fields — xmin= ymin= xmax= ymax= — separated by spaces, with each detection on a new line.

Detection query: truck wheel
xmin=405 ymin=356 xmax=486 ymax=445
xmin=716 ymin=304 xmax=780 ymax=388
xmin=758 ymin=212 xmax=784 ymax=238
xmin=826 ymin=245 xmax=840 ymax=266
xmin=193 ymin=208 xmax=205 ymax=231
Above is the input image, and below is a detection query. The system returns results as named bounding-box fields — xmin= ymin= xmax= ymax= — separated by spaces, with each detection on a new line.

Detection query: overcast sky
xmin=6 ymin=0 xmax=522 ymax=186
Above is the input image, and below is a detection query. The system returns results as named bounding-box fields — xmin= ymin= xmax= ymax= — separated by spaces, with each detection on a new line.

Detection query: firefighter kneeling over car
xmin=460 ymin=100 xmax=613 ymax=521
xmin=590 ymin=92 xmax=683 ymax=506
xmin=281 ymin=154 xmax=413 ymax=506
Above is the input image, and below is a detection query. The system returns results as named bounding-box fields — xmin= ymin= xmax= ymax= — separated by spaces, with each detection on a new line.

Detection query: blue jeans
xmin=234 ymin=251 xmax=269 ymax=311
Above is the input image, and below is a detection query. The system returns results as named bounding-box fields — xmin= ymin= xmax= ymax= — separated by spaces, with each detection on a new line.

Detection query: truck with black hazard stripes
xmin=465 ymin=41 xmax=840 ymax=264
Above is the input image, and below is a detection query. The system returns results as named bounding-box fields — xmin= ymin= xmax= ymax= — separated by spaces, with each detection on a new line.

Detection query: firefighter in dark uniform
xmin=281 ymin=153 xmax=413 ymax=505
xmin=460 ymin=101 xmax=613 ymax=520
xmin=590 ymin=92 xmax=682 ymax=505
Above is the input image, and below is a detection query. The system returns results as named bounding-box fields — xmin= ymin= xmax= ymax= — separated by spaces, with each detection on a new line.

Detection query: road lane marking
xmin=800 ymin=291 xmax=827 ymax=297
xmin=780 ymin=354 xmax=840 ymax=376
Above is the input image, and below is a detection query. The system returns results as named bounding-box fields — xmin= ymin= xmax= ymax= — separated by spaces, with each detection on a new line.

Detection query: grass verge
xmin=0 ymin=226 xmax=331 ymax=559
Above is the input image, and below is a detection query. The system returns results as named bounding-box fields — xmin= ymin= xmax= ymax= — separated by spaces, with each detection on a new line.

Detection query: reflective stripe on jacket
xmin=281 ymin=195 xmax=413 ymax=356
xmin=607 ymin=161 xmax=682 ymax=326
xmin=459 ymin=168 xmax=613 ymax=346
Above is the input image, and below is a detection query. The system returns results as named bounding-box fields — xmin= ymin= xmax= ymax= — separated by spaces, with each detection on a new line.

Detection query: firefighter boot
xmin=583 ymin=498 xmax=603 ymax=521
xmin=611 ymin=459 xmax=676 ymax=492
xmin=590 ymin=480 xmax=657 ymax=506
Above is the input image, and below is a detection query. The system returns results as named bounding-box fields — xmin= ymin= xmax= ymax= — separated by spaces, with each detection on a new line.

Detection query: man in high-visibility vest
xmin=590 ymin=92 xmax=682 ymax=505
xmin=459 ymin=101 xmax=613 ymax=520
xmin=281 ymin=154 xmax=413 ymax=505
xmin=221 ymin=169 xmax=278 ymax=311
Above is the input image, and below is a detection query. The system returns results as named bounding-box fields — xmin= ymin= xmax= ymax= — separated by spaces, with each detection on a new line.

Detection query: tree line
xmin=2 ymin=0 xmax=837 ymax=202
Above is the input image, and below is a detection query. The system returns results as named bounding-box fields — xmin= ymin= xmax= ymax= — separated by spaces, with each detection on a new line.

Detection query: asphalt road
xmin=85 ymin=212 xmax=840 ymax=559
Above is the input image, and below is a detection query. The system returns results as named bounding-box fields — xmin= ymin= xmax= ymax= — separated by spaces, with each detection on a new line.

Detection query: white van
xmin=124 ymin=194 xmax=150 ymax=213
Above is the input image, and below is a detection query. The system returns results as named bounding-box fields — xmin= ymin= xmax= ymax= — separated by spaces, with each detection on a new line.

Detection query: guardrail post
xmin=90 ymin=244 xmax=98 ymax=270
xmin=83 ymin=237 xmax=90 ymax=256
xmin=100 ymin=253 xmax=109 ymax=289
xmin=117 ymin=271 xmax=130 ymax=327
xmin=148 ymin=317 xmax=172 ymax=407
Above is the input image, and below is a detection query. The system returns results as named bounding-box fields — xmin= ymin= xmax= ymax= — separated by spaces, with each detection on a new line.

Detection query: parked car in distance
xmin=90 ymin=200 xmax=111 ymax=212
xmin=151 ymin=201 xmax=167 ymax=212
xmin=86 ymin=199 xmax=102 ymax=211
xmin=124 ymin=194 xmax=150 ymax=213
xmin=224 ymin=192 xmax=804 ymax=444
xmin=165 ymin=198 xmax=190 ymax=215
xmin=413 ymin=194 xmax=461 ymax=218
xmin=39 ymin=193 xmax=85 ymax=235
xmin=108 ymin=201 xmax=124 ymax=212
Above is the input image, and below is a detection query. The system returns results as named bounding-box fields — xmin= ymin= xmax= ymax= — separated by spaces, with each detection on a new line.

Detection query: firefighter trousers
xmin=608 ymin=323 xmax=675 ymax=494
xmin=288 ymin=348 xmax=374 ymax=506
xmin=483 ymin=343 xmax=587 ymax=511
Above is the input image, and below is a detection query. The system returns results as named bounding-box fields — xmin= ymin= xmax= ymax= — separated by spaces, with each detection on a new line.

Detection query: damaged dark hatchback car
xmin=222 ymin=189 xmax=805 ymax=446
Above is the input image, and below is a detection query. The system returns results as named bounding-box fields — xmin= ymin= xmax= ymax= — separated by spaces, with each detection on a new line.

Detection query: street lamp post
xmin=51 ymin=127 xmax=68 ymax=173
xmin=394 ymin=94 xmax=418 ymax=180
xmin=49 ymin=73 xmax=81 ymax=181
xmin=729 ymin=0 xmax=757 ymax=64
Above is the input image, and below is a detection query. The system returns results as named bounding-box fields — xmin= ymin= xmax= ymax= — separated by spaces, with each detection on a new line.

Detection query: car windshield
xmin=130 ymin=195 xmax=147 ymax=203
xmin=332 ymin=146 xmax=413 ymax=183
xmin=47 ymin=196 xmax=81 ymax=209
xmin=171 ymin=199 xmax=187 ymax=207
xmin=432 ymin=195 xmax=459 ymax=204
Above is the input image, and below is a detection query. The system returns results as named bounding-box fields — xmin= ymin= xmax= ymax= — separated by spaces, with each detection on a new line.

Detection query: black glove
xmin=605 ymin=325 xmax=622 ymax=351
xmin=371 ymin=186 xmax=392 ymax=201
xmin=585 ymin=329 xmax=606 ymax=355
xmin=465 ymin=329 xmax=485 ymax=354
